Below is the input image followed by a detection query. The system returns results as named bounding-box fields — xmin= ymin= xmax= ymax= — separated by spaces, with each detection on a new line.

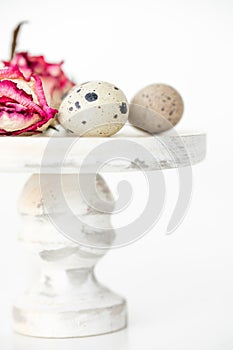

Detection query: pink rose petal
xmin=0 ymin=66 xmax=57 ymax=135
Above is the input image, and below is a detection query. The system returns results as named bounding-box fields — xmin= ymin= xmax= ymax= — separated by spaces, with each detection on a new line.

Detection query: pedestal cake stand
xmin=0 ymin=125 xmax=206 ymax=338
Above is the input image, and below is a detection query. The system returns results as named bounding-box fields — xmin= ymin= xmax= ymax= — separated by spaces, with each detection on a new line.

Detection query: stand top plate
xmin=0 ymin=125 xmax=206 ymax=173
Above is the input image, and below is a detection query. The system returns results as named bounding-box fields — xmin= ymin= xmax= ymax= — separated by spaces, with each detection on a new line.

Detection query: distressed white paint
xmin=13 ymin=174 xmax=127 ymax=338
xmin=9 ymin=126 xmax=206 ymax=338
xmin=0 ymin=125 xmax=206 ymax=173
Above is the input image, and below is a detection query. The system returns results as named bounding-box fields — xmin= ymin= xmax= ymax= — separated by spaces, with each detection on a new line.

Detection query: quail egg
xmin=129 ymin=83 xmax=184 ymax=133
xmin=58 ymin=81 xmax=129 ymax=136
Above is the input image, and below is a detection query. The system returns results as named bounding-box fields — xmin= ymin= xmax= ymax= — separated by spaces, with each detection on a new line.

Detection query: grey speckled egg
xmin=58 ymin=81 xmax=129 ymax=137
xmin=129 ymin=83 xmax=184 ymax=133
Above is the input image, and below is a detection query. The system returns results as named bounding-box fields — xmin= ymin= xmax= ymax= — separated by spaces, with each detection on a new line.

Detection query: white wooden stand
xmin=0 ymin=125 xmax=206 ymax=338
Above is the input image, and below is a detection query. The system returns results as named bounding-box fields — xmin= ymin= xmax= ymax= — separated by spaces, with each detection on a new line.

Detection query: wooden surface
xmin=0 ymin=125 xmax=206 ymax=173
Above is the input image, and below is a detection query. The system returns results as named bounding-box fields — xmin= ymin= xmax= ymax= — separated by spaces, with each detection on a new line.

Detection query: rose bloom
xmin=0 ymin=66 xmax=57 ymax=135
xmin=4 ymin=52 xmax=75 ymax=108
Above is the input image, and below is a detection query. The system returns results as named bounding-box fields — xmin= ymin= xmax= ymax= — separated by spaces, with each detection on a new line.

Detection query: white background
xmin=0 ymin=0 xmax=232 ymax=349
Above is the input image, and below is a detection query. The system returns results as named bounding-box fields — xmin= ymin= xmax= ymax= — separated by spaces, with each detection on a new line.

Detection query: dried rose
xmin=4 ymin=52 xmax=75 ymax=108
xmin=0 ymin=66 xmax=57 ymax=135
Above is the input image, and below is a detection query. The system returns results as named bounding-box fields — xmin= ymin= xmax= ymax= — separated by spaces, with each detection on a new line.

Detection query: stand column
xmin=13 ymin=174 xmax=127 ymax=338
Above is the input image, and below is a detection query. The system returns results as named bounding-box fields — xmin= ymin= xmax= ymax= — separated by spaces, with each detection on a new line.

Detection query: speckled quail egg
xmin=129 ymin=83 xmax=184 ymax=133
xmin=58 ymin=81 xmax=129 ymax=136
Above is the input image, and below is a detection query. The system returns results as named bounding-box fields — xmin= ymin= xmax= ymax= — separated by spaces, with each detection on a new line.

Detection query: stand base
xmin=13 ymin=285 xmax=127 ymax=338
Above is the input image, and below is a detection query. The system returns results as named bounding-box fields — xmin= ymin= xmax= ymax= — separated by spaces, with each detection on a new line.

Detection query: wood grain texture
xmin=0 ymin=125 xmax=206 ymax=173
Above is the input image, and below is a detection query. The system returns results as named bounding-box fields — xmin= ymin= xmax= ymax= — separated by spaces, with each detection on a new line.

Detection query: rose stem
xmin=10 ymin=21 xmax=28 ymax=59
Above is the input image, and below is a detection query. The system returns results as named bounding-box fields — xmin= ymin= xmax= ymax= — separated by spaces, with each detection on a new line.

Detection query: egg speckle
xmin=120 ymin=102 xmax=128 ymax=114
xmin=75 ymin=101 xmax=81 ymax=109
xmin=129 ymin=83 xmax=184 ymax=133
xmin=58 ymin=81 xmax=129 ymax=137
xmin=85 ymin=92 xmax=98 ymax=102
